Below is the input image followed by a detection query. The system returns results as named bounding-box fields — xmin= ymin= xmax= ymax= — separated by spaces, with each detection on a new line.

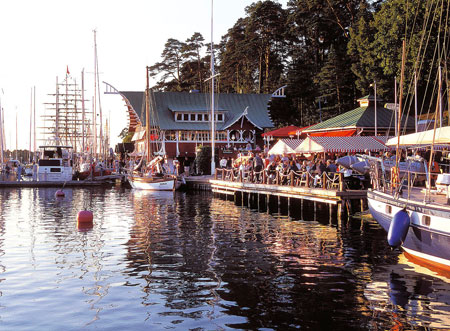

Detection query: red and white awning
xmin=296 ymin=136 xmax=387 ymax=153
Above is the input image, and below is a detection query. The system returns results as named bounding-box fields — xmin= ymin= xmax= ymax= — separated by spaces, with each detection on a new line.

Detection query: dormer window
xmin=174 ymin=112 xmax=225 ymax=122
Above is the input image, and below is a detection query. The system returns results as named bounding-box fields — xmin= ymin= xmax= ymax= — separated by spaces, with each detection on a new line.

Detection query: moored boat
xmin=127 ymin=68 xmax=178 ymax=191
xmin=37 ymin=140 xmax=73 ymax=182
xmin=128 ymin=173 xmax=177 ymax=191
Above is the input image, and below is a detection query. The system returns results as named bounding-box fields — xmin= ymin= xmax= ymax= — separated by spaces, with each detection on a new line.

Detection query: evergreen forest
xmin=148 ymin=0 xmax=450 ymax=129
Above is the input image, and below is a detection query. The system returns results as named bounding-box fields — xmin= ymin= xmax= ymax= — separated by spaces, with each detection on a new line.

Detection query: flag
xmin=66 ymin=65 xmax=70 ymax=75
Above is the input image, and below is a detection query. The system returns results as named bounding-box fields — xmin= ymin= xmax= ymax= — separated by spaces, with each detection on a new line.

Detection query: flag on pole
xmin=66 ymin=65 xmax=70 ymax=75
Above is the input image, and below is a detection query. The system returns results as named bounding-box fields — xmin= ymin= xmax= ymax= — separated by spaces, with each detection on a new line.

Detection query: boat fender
xmin=77 ymin=210 xmax=94 ymax=229
xmin=387 ymin=209 xmax=410 ymax=248
xmin=55 ymin=190 xmax=65 ymax=197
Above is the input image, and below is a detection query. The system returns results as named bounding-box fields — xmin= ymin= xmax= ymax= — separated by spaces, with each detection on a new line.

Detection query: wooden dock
xmin=0 ymin=174 xmax=126 ymax=188
xmin=210 ymin=168 xmax=368 ymax=215
xmin=210 ymin=179 xmax=366 ymax=205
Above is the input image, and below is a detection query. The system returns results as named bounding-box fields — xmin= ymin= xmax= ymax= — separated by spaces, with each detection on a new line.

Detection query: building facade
xmin=117 ymin=91 xmax=275 ymax=159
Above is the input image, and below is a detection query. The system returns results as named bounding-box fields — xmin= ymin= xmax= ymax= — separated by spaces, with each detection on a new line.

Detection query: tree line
xmin=149 ymin=0 xmax=449 ymax=128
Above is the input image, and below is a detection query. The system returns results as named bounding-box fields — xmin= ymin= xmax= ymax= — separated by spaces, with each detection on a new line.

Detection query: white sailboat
xmin=127 ymin=67 xmax=177 ymax=191
xmin=365 ymin=35 xmax=450 ymax=272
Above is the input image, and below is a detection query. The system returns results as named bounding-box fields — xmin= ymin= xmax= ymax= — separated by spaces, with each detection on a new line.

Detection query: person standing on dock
xmin=16 ymin=163 xmax=22 ymax=182
xmin=253 ymin=153 xmax=264 ymax=181
xmin=32 ymin=162 xmax=38 ymax=181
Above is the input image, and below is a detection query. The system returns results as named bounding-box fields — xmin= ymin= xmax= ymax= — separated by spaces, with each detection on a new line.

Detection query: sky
xmin=0 ymin=0 xmax=287 ymax=151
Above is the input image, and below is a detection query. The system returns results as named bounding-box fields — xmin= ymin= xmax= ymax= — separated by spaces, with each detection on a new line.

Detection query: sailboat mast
xmin=56 ymin=77 xmax=59 ymax=140
xmin=146 ymin=66 xmax=151 ymax=163
xmin=395 ymin=40 xmax=406 ymax=172
xmin=81 ymin=69 xmax=86 ymax=154
xmin=93 ymin=98 xmax=97 ymax=157
xmin=29 ymin=87 xmax=32 ymax=162
xmin=94 ymin=30 xmax=103 ymax=159
xmin=33 ymin=86 xmax=36 ymax=160
xmin=210 ymin=0 xmax=216 ymax=175
xmin=15 ymin=111 xmax=17 ymax=160
xmin=0 ymin=97 xmax=3 ymax=166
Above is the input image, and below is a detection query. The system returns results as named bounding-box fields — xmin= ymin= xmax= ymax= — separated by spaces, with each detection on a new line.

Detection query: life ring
xmin=391 ymin=166 xmax=399 ymax=187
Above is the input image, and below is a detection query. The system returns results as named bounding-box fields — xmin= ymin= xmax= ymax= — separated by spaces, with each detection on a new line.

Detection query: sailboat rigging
xmin=364 ymin=3 xmax=450 ymax=272
xmin=126 ymin=67 xmax=178 ymax=191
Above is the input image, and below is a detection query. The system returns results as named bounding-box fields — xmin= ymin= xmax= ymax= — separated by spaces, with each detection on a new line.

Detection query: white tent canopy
xmin=295 ymin=136 xmax=387 ymax=154
xmin=386 ymin=127 xmax=450 ymax=146
xmin=268 ymin=139 xmax=303 ymax=155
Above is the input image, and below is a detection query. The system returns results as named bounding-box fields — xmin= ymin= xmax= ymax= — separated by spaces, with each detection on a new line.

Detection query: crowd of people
xmin=217 ymin=151 xmax=366 ymax=189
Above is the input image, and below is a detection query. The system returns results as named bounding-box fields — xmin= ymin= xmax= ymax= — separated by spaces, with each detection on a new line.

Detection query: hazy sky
xmin=0 ymin=0 xmax=287 ymax=151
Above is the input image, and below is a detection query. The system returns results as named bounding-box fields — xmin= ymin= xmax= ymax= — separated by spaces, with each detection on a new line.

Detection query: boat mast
xmin=146 ymin=66 xmax=151 ymax=163
xmin=15 ymin=111 xmax=17 ymax=160
xmin=426 ymin=58 xmax=443 ymax=200
xmin=0 ymin=97 xmax=3 ymax=166
xmin=81 ymin=69 xmax=86 ymax=154
xmin=210 ymin=0 xmax=216 ymax=175
xmin=56 ymin=77 xmax=60 ymax=140
xmin=94 ymin=30 xmax=103 ymax=159
xmin=29 ymin=87 xmax=32 ymax=162
xmin=394 ymin=40 xmax=406 ymax=191
xmin=33 ymin=86 xmax=36 ymax=161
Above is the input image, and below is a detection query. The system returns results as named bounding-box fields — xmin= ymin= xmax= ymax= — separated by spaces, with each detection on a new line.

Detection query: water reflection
xmin=0 ymin=188 xmax=447 ymax=330
xmin=365 ymin=254 xmax=450 ymax=329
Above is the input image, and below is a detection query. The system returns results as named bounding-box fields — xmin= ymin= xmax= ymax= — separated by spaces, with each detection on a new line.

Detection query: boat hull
xmin=37 ymin=166 xmax=73 ymax=182
xmin=128 ymin=175 xmax=176 ymax=191
xmin=367 ymin=189 xmax=450 ymax=271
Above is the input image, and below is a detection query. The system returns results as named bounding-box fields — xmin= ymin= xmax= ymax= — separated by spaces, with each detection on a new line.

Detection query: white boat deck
xmin=391 ymin=186 xmax=450 ymax=208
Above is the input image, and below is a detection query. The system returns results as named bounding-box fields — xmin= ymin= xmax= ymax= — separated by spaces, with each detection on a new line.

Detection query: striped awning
xmin=296 ymin=136 xmax=387 ymax=153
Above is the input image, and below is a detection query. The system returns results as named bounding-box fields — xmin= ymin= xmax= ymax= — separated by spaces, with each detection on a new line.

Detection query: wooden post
xmin=322 ymin=172 xmax=327 ymax=189
xmin=339 ymin=172 xmax=344 ymax=191
xmin=329 ymin=204 xmax=333 ymax=224
xmin=306 ymin=173 xmax=310 ymax=187
xmin=300 ymin=199 xmax=304 ymax=220
xmin=263 ymin=170 xmax=266 ymax=184
xmin=287 ymin=197 xmax=291 ymax=216
xmin=290 ymin=171 xmax=294 ymax=187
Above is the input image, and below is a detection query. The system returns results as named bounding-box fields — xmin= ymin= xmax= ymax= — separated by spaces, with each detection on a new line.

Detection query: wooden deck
xmin=211 ymin=168 xmax=367 ymax=206
xmin=0 ymin=174 xmax=125 ymax=188
xmin=211 ymin=179 xmax=366 ymax=205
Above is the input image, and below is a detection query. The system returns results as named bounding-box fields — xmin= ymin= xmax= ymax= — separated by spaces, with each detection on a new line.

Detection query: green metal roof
xmin=120 ymin=91 xmax=274 ymax=131
xmin=304 ymin=105 xmax=415 ymax=132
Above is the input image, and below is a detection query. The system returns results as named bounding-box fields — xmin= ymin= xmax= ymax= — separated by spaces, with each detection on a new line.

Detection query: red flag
xmin=66 ymin=65 xmax=70 ymax=75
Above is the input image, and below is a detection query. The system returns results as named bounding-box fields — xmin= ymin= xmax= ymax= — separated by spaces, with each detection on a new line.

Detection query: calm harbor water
xmin=0 ymin=186 xmax=448 ymax=330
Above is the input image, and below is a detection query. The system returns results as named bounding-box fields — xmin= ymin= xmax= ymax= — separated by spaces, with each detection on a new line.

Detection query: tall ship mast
xmin=41 ymin=71 xmax=93 ymax=154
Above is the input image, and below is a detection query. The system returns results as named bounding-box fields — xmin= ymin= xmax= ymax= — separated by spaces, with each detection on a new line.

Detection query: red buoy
xmin=55 ymin=190 xmax=65 ymax=198
xmin=77 ymin=210 xmax=94 ymax=229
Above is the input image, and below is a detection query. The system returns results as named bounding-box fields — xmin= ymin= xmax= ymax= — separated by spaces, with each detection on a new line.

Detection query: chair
xmin=327 ymin=172 xmax=340 ymax=190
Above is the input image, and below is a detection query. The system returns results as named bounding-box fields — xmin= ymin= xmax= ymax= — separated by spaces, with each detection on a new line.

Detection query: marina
xmin=0 ymin=0 xmax=449 ymax=329
xmin=0 ymin=187 xmax=448 ymax=330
